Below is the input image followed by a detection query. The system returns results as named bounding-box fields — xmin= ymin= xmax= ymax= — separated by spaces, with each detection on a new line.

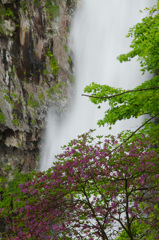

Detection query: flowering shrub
xmin=2 ymin=131 xmax=159 ymax=239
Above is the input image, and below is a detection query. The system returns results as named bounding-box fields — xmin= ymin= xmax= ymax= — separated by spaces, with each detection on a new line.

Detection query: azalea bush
xmin=1 ymin=131 xmax=159 ymax=239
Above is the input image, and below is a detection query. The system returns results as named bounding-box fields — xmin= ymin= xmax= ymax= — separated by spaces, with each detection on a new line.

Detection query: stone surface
xmin=1 ymin=19 xmax=16 ymax=36
xmin=0 ymin=0 xmax=77 ymax=175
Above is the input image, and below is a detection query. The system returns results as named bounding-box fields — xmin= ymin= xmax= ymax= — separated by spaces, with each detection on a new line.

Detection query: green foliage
xmin=11 ymin=113 xmax=19 ymax=127
xmin=3 ymin=92 xmax=12 ymax=105
xmin=70 ymin=74 xmax=75 ymax=83
xmin=64 ymin=45 xmax=68 ymax=52
xmin=27 ymin=92 xmax=39 ymax=109
xmin=31 ymin=119 xmax=36 ymax=125
xmin=64 ymin=45 xmax=72 ymax=65
xmin=0 ymin=170 xmax=35 ymax=218
xmin=67 ymin=56 xmax=72 ymax=64
xmin=46 ymin=81 xmax=67 ymax=99
xmin=84 ymin=77 xmax=159 ymax=127
xmin=3 ymin=8 xmax=14 ymax=19
xmin=0 ymin=5 xmax=16 ymax=34
xmin=33 ymin=0 xmax=39 ymax=5
xmin=45 ymin=50 xmax=59 ymax=77
xmin=116 ymin=220 xmax=159 ymax=240
xmin=117 ymin=2 xmax=159 ymax=75
xmin=11 ymin=93 xmax=18 ymax=99
xmin=0 ymin=109 xmax=5 ymax=124
xmin=45 ymin=0 xmax=59 ymax=20
xmin=84 ymin=2 xmax=159 ymax=137
xmin=20 ymin=1 xmax=27 ymax=12
xmin=38 ymin=93 xmax=44 ymax=103
xmin=36 ymin=154 xmax=40 ymax=161
xmin=0 ymin=6 xmax=15 ymax=20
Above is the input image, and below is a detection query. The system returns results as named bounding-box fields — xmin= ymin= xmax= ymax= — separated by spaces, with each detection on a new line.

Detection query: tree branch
xmin=82 ymin=185 xmax=109 ymax=240
xmin=125 ymin=179 xmax=134 ymax=240
xmin=110 ymin=112 xmax=159 ymax=154
xmin=82 ymin=86 xmax=159 ymax=99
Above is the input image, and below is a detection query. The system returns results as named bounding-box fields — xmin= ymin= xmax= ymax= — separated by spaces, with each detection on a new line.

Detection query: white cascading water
xmin=40 ymin=0 xmax=156 ymax=171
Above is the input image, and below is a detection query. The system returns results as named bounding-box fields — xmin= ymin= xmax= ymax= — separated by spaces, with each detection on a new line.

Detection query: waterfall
xmin=40 ymin=0 xmax=156 ymax=171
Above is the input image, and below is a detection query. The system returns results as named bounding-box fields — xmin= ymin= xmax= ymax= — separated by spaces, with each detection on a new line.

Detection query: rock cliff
xmin=0 ymin=0 xmax=77 ymax=175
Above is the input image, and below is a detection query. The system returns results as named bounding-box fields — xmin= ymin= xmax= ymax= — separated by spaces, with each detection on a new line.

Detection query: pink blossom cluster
xmin=3 ymin=131 xmax=159 ymax=239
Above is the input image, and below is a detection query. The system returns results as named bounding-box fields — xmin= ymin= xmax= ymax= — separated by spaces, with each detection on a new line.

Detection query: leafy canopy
xmin=84 ymin=2 xmax=159 ymax=130
xmin=118 ymin=3 xmax=159 ymax=74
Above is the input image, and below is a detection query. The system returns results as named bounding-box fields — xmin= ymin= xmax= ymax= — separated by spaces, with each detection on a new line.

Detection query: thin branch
xmin=82 ymin=86 xmax=159 ymax=99
xmin=90 ymin=173 xmax=110 ymax=205
xmin=125 ymin=179 xmax=134 ymax=240
xmin=110 ymin=112 xmax=159 ymax=154
xmin=82 ymin=185 xmax=109 ymax=240
xmin=110 ymin=214 xmax=129 ymax=236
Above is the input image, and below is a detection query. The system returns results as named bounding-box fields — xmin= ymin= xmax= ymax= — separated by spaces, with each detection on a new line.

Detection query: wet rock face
xmin=0 ymin=0 xmax=76 ymax=174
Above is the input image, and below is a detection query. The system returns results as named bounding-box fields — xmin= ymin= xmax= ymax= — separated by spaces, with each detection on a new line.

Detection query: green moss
xmin=46 ymin=81 xmax=68 ymax=99
xmin=20 ymin=1 xmax=27 ymax=12
xmin=36 ymin=154 xmax=40 ymax=161
xmin=17 ymin=142 xmax=22 ymax=147
xmin=0 ymin=6 xmax=16 ymax=34
xmin=5 ymin=8 xmax=14 ymax=19
xmin=11 ymin=114 xmax=19 ymax=126
xmin=3 ymin=90 xmax=17 ymax=108
xmin=0 ymin=7 xmax=15 ymax=20
xmin=28 ymin=92 xmax=39 ymax=108
xmin=0 ymin=109 xmax=5 ymax=124
xmin=11 ymin=93 xmax=18 ymax=98
xmin=46 ymin=82 xmax=62 ymax=98
xmin=45 ymin=0 xmax=59 ymax=20
xmin=31 ymin=119 xmax=36 ymax=125
xmin=34 ymin=0 xmax=39 ymax=5
xmin=67 ymin=26 xmax=70 ymax=33
xmin=70 ymin=75 xmax=75 ymax=84
xmin=46 ymin=50 xmax=59 ymax=77
xmin=67 ymin=56 xmax=72 ymax=64
xmin=4 ymin=94 xmax=12 ymax=104
xmin=43 ymin=69 xmax=48 ymax=75
xmin=38 ymin=93 xmax=44 ymax=103
xmin=64 ymin=45 xmax=68 ymax=53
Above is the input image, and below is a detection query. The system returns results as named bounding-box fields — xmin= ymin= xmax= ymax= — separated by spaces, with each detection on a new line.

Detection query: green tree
xmin=83 ymin=1 xmax=159 ymax=138
xmin=0 ymin=170 xmax=35 ymax=239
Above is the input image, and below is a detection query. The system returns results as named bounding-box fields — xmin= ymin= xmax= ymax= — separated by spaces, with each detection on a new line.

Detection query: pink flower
xmin=32 ymin=189 xmax=37 ymax=194
xmin=134 ymin=202 xmax=139 ymax=208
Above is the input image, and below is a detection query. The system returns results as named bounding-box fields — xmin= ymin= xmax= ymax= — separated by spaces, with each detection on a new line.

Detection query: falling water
xmin=40 ymin=0 xmax=156 ymax=171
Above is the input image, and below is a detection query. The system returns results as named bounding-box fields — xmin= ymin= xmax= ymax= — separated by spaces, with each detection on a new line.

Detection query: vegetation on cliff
xmin=0 ymin=0 xmax=74 ymax=181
